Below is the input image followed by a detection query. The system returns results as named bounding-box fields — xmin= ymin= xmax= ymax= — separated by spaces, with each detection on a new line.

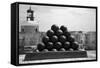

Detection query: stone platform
xmin=24 ymin=51 xmax=87 ymax=61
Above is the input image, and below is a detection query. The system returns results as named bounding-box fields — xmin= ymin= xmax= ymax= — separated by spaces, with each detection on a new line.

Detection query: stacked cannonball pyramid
xmin=37 ymin=24 xmax=79 ymax=52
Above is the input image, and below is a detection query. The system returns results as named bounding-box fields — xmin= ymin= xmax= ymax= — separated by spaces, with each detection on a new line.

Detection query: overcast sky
xmin=19 ymin=4 xmax=96 ymax=32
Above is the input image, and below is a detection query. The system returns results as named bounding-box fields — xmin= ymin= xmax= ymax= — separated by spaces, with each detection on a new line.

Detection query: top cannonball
xmin=51 ymin=24 xmax=59 ymax=32
xmin=46 ymin=30 xmax=54 ymax=37
xmin=60 ymin=25 xmax=67 ymax=32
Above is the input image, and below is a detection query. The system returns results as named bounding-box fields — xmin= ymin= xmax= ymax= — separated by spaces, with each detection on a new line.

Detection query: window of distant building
xmin=35 ymin=28 xmax=38 ymax=32
xmin=21 ymin=28 xmax=24 ymax=33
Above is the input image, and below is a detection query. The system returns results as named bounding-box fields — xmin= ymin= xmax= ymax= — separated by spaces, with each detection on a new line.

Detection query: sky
xmin=19 ymin=4 xmax=96 ymax=32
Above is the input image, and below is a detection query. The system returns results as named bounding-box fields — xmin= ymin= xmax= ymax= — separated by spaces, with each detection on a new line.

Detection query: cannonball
xmin=63 ymin=42 xmax=70 ymax=50
xmin=42 ymin=36 xmax=49 ymax=44
xmin=68 ymin=36 xmax=75 ymax=43
xmin=50 ymin=35 xmax=58 ymax=43
xmin=46 ymin=42 xmax=53 ymax=51
xmin=59 ymin=35 xmax=66 ymax=43
xmin=60 ymin=25 xmax=67 ymax=32
xmin=42 ymin=49 xmax=49 ymax=52
xmin=63 ymin=31 xmax=71 ymax=37
xmin=37 ymin=43 xmax=45 ymax=51
xmin=56 ymin=29 xmax=63 ymax=36
xmin=51 ymin=24 xmax=59 ymax=32
xmin=54 ymin=42 xmax=62 ymax=50
xmin=71 ymin=42 xmax=79 ymax=50
xmin=46 ymin=30 xmax=54 ymax=37
xmin=52 ymin=49 xmax=57 ymax=52
xmin=60 ymin=48 xmax=66 ymax=51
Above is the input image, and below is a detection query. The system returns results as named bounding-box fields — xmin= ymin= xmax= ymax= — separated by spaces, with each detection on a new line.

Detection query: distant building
xmin=70 ymin=31 xmax=96 ymax=50
xmin=85 ymin=32 xmax=96 ymax=50
xmin=19 ymin=6 xmax=40 ymax=47
xmin=70 ymin=31 xmax=86 ymax=44
xmin=70 ymin=31 xmax=86 ymax=49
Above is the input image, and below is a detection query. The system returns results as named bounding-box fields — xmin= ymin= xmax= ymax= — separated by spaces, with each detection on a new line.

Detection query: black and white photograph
xmin=11 ymin=2 xmax=97 ymax=65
